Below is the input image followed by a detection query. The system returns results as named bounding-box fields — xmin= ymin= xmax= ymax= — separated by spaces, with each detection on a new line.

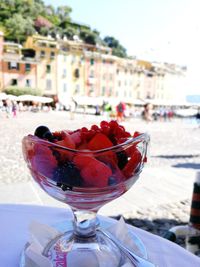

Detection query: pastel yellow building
xmin=24 ymin=35 xmax=59 ymax=98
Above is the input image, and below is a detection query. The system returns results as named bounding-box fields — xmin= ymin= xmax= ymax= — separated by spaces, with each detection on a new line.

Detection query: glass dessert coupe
xmin=22 ymin=122 xmax=150 ymax=267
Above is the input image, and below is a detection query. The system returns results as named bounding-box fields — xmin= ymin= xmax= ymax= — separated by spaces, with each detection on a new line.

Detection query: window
xmin=46 ymin=79 xmax=52 ymax=90
xmin=102 ymin=86 xmax=106 ymax=95
xmin=90 ymin=58 xmax=94 ymax=65
xmin=8 ymin=62 xmax=20 ymax=70
xmin=25 ymin=79 xmax=31 ymax=87
xmin=11 ymin=79 xmax=17 ymax=85
xmin=25 ymin=63 xmax=31 ymax=72
xmin=109 ymin=74 xmax=112 ymax=80
xmin=75 ymin=84 xmax=80 ymax=94
xmin=40 ymin=50 xmax=45 ymax=58
xmin=63 ymin=83 xmax=67 ymax=92
xmin=63 ymin=69 xmax=67 ymax=77
xmin=71 ymin=56 xmax=75 ymax=64
xmin=74 ymin=68 xmax=80 ymax=78
xmin=90 ymin=70 xmax=94 ymax=78
xmin=50 ymin=51 xmax=55 ymax=59
xmin=118 ymin=81 xmax=121 ymax=87
xmin=46 ymin=65 xmax=51 ymax=73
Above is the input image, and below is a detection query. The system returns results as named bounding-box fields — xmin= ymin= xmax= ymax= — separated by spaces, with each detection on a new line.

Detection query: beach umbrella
xmin=32 ymin=96 xmax=53 ymax=103
xmin=0 ymin=93 xmax=7 ymax=100
xmin=17 ymin=95 xmax=53 ymax=103
xmin=17 ymin=95 xmax=36 ymax=101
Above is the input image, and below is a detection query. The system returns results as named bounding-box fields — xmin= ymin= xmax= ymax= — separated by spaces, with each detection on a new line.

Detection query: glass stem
xmin=73 ymin=209 xmax=99 ymax=237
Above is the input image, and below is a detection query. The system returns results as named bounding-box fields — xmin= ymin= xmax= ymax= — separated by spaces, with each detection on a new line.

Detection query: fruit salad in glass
xmin=22 ymin=120 xmax=149 ymax=267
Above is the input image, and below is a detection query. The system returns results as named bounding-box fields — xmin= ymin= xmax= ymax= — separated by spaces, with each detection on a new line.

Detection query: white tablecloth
xmin=0 ymin=204 xmax=200 ymax=267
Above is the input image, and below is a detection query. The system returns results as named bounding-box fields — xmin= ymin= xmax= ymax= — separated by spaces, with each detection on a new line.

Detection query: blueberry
xmin=108 ymin=176 xmax=117 ymax=186
xmin=34 ymin=126 xmax=54 ymax=141
xmin=116 ymin=151 xmax=128 ymax=169
xmin=53 ymin=162 xmax=83 ymax=190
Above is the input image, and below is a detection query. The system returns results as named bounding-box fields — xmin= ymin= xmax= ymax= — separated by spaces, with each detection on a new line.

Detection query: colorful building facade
xmin=2 ymin=42 xmax=38 ymax=90
xmin=24 ymin=35 xmax=59 ymax=98
xmin=0 ymin=33 xmax=187 ymax=106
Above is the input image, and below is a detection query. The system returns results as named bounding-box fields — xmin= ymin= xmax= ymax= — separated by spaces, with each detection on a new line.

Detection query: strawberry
xmin=70 ymin=130 xmax=82 ymax=147
xmin=87 ymin=133 xmax=114 ymax=150
xmin=122 ymin=149 xmax=142 ymax=178
xmin=32 ymin=144 xmax=57 ymax=179
xmin=54 ymin=131 xmax=76 ymax=161
xmin=80 ymin=160 xmax=112 ymax=188
xmin=73 ymin=154 xmax=95 ymax=169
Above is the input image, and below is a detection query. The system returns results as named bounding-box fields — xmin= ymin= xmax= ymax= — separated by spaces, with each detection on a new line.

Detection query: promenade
xmin=0 ymin=111 xmax=199 ymax=241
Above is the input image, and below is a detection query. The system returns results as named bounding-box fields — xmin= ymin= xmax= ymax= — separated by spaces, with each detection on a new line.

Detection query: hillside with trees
xmin=0 ymin=0 xmax=127 ymax=58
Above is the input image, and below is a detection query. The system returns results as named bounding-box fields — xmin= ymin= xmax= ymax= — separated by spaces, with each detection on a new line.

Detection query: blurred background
xmin=0 ymin=0 xmax=199 ymax=118
xmin=0 ymin=0 xmax=200 ymax=251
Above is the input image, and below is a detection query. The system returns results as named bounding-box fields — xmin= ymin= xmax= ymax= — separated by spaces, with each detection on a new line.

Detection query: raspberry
xmin=100 ymin=121 xmax=109 ymax=128
xmin=133 ymin=131 xmax=142 ymax=138
xmin=90 ymin=125 xmax=99 ymax=131
xmin=100 ymin=125 xmax=111 ymax=136
xmin=109 ymin=120 xmax=119 ymax=129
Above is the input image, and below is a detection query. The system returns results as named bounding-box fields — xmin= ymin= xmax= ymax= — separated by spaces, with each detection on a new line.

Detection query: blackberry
xmin=34 ymin=125 xmax=54 ymax=141
xmin=116 ymin=151 xmax=128 ymax=169
xmin=53 ymin=162 xmax=82 ymax=191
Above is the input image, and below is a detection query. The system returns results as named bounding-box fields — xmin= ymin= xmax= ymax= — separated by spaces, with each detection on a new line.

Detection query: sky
xmin=44 ymin=0 xmax=200 ymax=93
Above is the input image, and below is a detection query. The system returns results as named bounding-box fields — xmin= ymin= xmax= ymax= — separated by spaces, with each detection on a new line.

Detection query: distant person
xmin=95 ymin=104 xmax=101 ymax=115
xmin=5 ymin=99 xmax=12 ymax=118
xmin=142 ymin=103 xmax=152 ymax=122
xmin=196 ymin=109 xmax=200 ymax=127
xmin=12 ymin=101 xmax=17 ymax=117
xmin=69 ymin=98 xmax=77 ymax=120
xmin=116 ymin=102 xmax=126 ymax=122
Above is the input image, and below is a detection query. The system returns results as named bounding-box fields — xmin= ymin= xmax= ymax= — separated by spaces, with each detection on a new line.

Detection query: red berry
xmin=91 ymin=125 xmax=99 ymax=131
xmin=109 ymin=120 xmax=119 ymax=129
xmin=133 ymin=131 xmax=141 ymax=138
xmin=81 ymin=127 xmax=88 ymax=132
xmin=100 ymin=121 xmax=109 ymax=128
xmin=101 ymin=125 xmax=111 ymax=136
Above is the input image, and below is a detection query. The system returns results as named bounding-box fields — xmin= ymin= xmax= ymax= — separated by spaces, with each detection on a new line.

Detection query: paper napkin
xmin=24 ymin=217 xmax=139 ymax=267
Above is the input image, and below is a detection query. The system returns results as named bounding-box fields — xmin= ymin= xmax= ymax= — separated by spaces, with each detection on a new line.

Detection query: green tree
xmin=80 ymin=29 xmax=98 ymax=45
xmin=5 ymin=14 xmax=35 ymax=42
xmin=5 ymin=86 xmax=42 ymax=96
xmin=103 ymin=36 xmax=127 ymax=58
xmin=56 ymin=5 xmax=72 ymax=23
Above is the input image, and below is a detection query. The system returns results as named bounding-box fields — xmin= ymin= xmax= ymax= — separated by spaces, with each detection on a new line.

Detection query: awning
xmin=17 ymin=95 xmax=53 ymax=103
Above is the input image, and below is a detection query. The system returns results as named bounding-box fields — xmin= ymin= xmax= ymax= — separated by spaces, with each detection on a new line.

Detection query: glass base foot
xmin=43 ymin=230 xmax=125 ymax=267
